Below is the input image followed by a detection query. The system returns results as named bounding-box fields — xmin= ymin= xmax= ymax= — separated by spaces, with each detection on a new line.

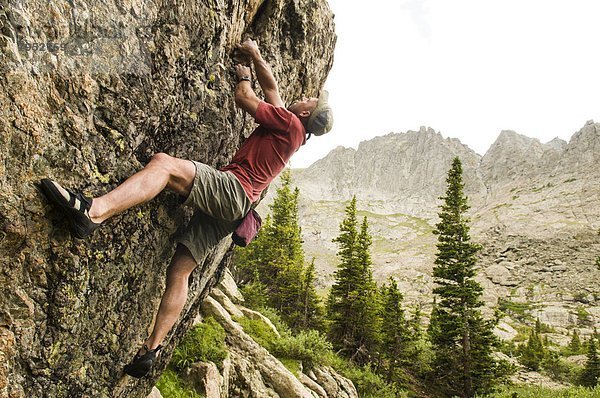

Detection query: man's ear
xmin=299 ymin=110 xmax=311 ymax=118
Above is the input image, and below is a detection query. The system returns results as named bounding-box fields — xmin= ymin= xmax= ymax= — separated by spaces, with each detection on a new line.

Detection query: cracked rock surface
xmin=0 ymin=0 xmax=335 ymax=396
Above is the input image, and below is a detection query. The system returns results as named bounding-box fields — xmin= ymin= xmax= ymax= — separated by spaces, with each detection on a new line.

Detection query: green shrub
xmin=237 ymin=314 xmax=332 ymax=368
xmin=343 ymin=366 xmax=396 ymax=398
xmin=497 ymin=299 xmax=534 ymax=323
xmin=317 ymin=351 xmax=407 ymax=398
xmin=575 ymin=306 xmax=593 ymax=326
xmin=271 ymin=329 xmax=333 ymax=367
xmin=171 ymin=317 xmax=227 ymax=371
xmin=484 ymin=384 xmax=600 ymax=397
xmin=236 ymin=315 xmax=279 ymax=351
xmin=156 ymin=368 xmax=201 ymax=398
xmin=278 ymin=357 xmax=301 ymax=376
xmin=541 ymin=351 xmax=580 ymax=384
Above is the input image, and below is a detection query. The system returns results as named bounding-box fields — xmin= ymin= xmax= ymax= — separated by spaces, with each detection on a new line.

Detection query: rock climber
xmin=39 ymin=38 xmax=333 ymax=377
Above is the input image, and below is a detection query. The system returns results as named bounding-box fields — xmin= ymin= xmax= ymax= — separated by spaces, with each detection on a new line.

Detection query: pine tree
xmin=300 ymin=259 xmax=325 ymax=331
xmin=233 ymin=214 xmax=274 ymax=285
xmin=327 ymin=197 xmax=379 ymax=365
xmin=428 ymin=157 xmax=507 ymax=398
xmin=596 ymin=229 xmax=600 ymax=270
xmin=232 ymin=170 xmax=322 ymax=330
xmin=239 ymin=268 xmax=270 ymax=308
xmin=568 ymin=329 xmax=582 ymax=355
xmin=580 ymin=333 xmax=600 ymax=387
xmin=518 ymin=327 xmax=545 ymax=371
xmin=535 ymin=318 xmax=542 ymax=334
xmin=409 ymin=305 xmax=423 ymax=341
xmin=355 ymin=215 xmax=380 ymax=357
xmin=380 ymin=277 xmax=416 ymax=384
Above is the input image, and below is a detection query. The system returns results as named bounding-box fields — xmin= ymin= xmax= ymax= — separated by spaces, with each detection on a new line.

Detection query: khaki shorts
xmin=177 ymin=161 xmax=252 ymax=264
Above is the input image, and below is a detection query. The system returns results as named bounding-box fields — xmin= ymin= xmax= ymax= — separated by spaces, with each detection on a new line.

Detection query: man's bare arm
xmin=234 ymin=64 xmax=260 ymax=117
xmin=237 ymin=39 xmax=285 ymax=108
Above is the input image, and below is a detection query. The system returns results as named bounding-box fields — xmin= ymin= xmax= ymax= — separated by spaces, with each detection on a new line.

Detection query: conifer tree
xmin=380 ymin=277 xmax=416 ymax=384
xmin=518 ymin=327 xmax=545 ymax=371
xmin=300 ymin=259 xmax=325 ymax=331
xmin=355 ymin=216 xmax=380 ymax=355
xmin=428 ymin=157 xmax=506 ymax=398
xmin=234 ymin=214 xmax=274 ymax=285
xmin=568 ymin=329 xmax=582 ymax=355
xmin=596 ymin=229 xmax=600 ymax=270
xmin=580 ymin=332 xmax=600 ymax=387
xmin=233 ymin=170 xmax=322 ymax=330
xmin=327 ymin=197 xmax=379 ymax=365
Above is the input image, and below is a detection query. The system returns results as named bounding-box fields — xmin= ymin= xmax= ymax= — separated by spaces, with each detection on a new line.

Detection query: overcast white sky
xmin=293 ymin=0 xmax=600 ymax=168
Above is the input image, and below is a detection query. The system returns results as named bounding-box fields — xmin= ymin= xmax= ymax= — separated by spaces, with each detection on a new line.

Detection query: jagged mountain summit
xmin=295 ymin=126 xmax=485 ymax=216
xmin=271 ymin=121 xmax=600 ymax=340
xmin=293 ymin=121 xmax=600 ymax=235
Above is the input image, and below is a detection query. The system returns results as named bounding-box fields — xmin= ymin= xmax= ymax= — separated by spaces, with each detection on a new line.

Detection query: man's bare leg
xmin=140 ymin=244 xmax=197 ymax=353
xmin=88 ymin=153 xmax=196 ymax=224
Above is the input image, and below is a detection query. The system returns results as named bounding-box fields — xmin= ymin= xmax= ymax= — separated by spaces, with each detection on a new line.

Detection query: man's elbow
xmin=235 ymin=88 xmax=251 ymax=106
xmin=234 ymin=91 xmax=259 ymax=116
xmin=234 ymin=93 xmax=244 ymax=107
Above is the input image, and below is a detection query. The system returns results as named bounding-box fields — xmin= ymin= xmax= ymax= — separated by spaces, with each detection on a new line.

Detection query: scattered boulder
xmin=533 ymin=306 xmax=577 ymax=328
xmin=486 ymin=264 xmax=518 ymax=286
xmin=146 ymin=387 xmax=163 ymax=398
xmin=217 ymin=269 xmax=245 ymax=304
xmin=182 ymin=362 xmax=222 ymax=398
xmin=494 ymin=321 xmax=518 ymax=341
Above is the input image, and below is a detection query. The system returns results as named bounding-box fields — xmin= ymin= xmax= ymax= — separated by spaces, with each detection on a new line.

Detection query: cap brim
xmin=317 ymin=90 xmax=329 ymax=108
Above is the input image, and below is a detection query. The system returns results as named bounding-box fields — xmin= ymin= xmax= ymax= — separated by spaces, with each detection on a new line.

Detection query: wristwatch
xmin=238 ymin=76 xmax=251 ymax=83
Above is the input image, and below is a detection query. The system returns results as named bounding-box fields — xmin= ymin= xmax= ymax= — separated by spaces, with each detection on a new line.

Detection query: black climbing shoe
xmin=124 ymin=344 xmax=163 ymax=378
xmin=40 ymin=178 xmax=101 ymax=239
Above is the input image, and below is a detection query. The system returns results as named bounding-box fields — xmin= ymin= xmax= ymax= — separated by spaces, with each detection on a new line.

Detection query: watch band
xmin=238 ymin=76 xmax=251 ymax=83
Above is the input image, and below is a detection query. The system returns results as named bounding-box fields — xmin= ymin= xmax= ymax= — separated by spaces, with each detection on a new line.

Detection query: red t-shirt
xmin=220 ymin=101 xmax=306 ymax=202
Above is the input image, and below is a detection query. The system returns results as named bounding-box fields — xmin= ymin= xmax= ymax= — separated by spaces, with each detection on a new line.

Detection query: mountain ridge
xmin=257 ymin=120 xmax=600 ymax=341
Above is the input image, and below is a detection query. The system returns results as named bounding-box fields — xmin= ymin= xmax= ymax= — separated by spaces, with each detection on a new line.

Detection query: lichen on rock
xmin=0 ymin=0 xmax=335 ymax=396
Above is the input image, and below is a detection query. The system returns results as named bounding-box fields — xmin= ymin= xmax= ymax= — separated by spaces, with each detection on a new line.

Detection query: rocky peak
xmin=545 ymin=137 xmax=568 ymax=152
xmin=295 ymin=127 xmax=485 ymax=215
xmin=480 ymin=122 xmax=600 ymax=189
xmin=480 ymin=130 xmax=550 ymax=189
xmin=561 ymin=121 xmax=600 ymax=174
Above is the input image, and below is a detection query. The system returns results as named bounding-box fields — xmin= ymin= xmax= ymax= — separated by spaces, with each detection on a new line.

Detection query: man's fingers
xmin=238 ymin=38 xmax=257 ymax=48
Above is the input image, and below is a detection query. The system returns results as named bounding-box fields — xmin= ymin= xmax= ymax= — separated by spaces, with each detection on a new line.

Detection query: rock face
xmin=193 ymin=269 xmax=358 ymax=398
xmin=267 ymin=122 xmax=600 ymax=335
xmin=0 ymin=1 xmax=335 ymax=397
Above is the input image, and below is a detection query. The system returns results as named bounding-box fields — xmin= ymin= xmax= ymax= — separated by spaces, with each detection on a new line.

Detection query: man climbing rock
xmin=40 ymin=39 xmax=333 ymax=378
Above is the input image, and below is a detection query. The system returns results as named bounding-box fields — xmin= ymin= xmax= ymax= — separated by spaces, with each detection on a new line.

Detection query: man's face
xmin=288 ymin=97 xmax=318 ymax=117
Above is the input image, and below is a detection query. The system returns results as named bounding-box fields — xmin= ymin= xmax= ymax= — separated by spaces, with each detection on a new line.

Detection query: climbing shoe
xmin=40 ymin=178 xmax=101 ymax=239
xmin=124 ymin=344 xmax=163 ymax=378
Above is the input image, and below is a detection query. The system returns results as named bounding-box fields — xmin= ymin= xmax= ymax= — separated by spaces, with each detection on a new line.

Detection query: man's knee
xmin=149 ymin=153 xmax=194 ymax=191
xmin=166 ymin=245 xmax=197 ymax=280
xmin=166 ymin=261 xmax=193 ymax=284
xmin=150 ymin=152 xmax=173 ymax=169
